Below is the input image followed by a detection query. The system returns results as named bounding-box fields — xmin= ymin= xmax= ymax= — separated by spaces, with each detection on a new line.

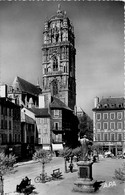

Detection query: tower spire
xmin=57 ymin=4 xmax=61 ymax=14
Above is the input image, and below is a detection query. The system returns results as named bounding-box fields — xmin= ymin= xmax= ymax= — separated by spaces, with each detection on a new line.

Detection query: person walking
xmin=69 ymin=163 xmax=74 ymax=173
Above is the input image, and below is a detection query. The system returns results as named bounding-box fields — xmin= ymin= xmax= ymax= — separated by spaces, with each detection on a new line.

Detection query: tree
xmin=72 ymin=147 xmax=81 ymax=161
xmin=0 ymin=153 xmax=16 ymax=195
xmin=114 ymin=162 xmax=125 ymax=182
xmin=33 ymin=149 xmax=51 ymax=183
xmin=77 ymin=109 xmax=93 ymax=140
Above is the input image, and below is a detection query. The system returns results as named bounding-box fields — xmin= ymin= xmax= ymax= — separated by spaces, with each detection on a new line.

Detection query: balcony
xmin=52 ymin=126 xmax=64 ymax=133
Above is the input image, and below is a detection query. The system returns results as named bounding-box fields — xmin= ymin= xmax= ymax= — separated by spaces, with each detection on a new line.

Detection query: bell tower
xmin=42 ymin=4 xmax=76 ymax=110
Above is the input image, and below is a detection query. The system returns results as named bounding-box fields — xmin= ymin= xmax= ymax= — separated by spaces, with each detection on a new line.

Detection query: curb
xmin=14 ymin=160 xmax=38 ymax=167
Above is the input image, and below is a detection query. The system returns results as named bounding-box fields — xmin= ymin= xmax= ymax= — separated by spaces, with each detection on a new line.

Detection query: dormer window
xmin=104 ymin=104 xmax=108 ymax=108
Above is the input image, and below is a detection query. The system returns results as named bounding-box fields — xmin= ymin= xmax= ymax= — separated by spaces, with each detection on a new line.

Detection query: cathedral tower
xmin=42 ymin=4 xmax=76 ymax=110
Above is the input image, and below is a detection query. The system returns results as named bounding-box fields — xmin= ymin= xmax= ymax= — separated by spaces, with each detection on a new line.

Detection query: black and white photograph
xmin=0 ymin=1 xmax=124 ymax=195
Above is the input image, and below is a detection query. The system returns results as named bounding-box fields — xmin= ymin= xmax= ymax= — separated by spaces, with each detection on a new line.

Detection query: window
xmin=103 ymin=122 xmax=108 ymax=130
xmin=97 ymin=134 xmax=100 ymax=141
xmin=52 ymin=79 xmax=58 ymax=96
xmin=5 ymin=107 xmax=7 ymax=116
xmin=96 ymin=122 xmax=101 ymax=130
xmin=118 ymin=134 xmax=122 ymax=141
xmin=101 ymin=132 xmax=103 ymax=141
xmin=96 ymin=113 xmax=101 ymax=121
xmin=55 ymin=134 xmax=62 ymax=142
xmin=54 ymin=122 xmax=59 ymax=130
xmin=15 ymin=134 xmax=17 ymax=143
xmin=117 ymin=122 xmax=122 ymax=130
xmin=117 ymin=112 xmax=122 ymax=120
xmin=4 ymin=120 xmax=7 ymax=129
xmin=9 ymin=134 xmax=12 ymax=143
xmin=53 ymin=56 xmax=58 ymax=71
xmin=104 ymin=134 xmax=108 ymax=141
xmin=18 ymin=134 xmax=20 ymax=142
xmin=2 ymin=134 xmax=7 ymax=144
xmin=1 ymin=120 xmax=3 ymax=129
xmin=54 ymin=110 xmax=59 ymax=117
xmin=9 ymin=121 xmax=11 ymax=130
xmin=44 ymin=118 xmax=47 ymax=124
xmin=103 ymin=113 xmax=108 ymax=120
xmin=110 ymin=113 xmax=115 ymax=120
xmin=43 ymin=128 xmax=47 ymax=134
xmin=1 ymin=106 xmax=3 ymax=115
xmin=110 ymin=122 xmax=115 ymax=130
xmin=111 ymin=134 xmax=114 ymax=141
xmin=108 ymin=133 xmax=110 ymax=141
xmin=9 ymin=108 xmax=12 ymax=117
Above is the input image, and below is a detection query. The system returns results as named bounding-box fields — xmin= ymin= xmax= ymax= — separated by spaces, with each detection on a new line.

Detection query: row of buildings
xmin=1 ymin=82 xmax=125 ymax=158
xmin=0 ymin=80 xmax=79 ymax=159
xmin=0 ymin=4 xmax=124 ymax=159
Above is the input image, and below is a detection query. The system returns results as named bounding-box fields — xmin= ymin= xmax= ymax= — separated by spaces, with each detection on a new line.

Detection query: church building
xmin=42 ymin=4 xmax=76 ymax=111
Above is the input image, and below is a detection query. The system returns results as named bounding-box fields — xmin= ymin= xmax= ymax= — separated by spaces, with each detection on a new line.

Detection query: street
xmin=4 ymin=157 xmax=125 ymax=195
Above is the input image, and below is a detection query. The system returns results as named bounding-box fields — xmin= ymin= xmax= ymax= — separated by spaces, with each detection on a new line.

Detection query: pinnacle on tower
xmin=57 ymin=4 xmax=61 ymax=14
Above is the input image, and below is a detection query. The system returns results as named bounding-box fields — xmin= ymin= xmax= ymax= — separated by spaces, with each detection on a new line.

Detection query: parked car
xmin=104 ymin=151 xmax=114 ymax=158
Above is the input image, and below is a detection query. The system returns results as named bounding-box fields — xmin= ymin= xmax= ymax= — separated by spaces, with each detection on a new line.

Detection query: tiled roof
xmin=97 ymin=97 xmax=124 ymax=109
xmin=11 ymin=76 xmax=42 ymax=96
xmin=100 ymin=97 xmax=124 ymax=105
xmin=28 ymin=107 xmax=50 ymax=117
xmin=50 ymin=97 xmax=72 ymax=111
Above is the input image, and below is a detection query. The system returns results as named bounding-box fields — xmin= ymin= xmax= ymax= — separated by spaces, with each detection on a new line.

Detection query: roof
xmin=99 ymin=97 xmax=124 ymax=106
xmin=50 ymin=97 xmax=72 ymax=111
xmin=10 ymin=76 xmax=42 ymax=96
xmin=24 ymin=114 xmax=35 ymax=124
xmin=93 ymin=97 xmax=124 ymax=110
xmin=0 ymin=97 xmax=20 ymax=108
xmin=28 ymin=107 xmax=50 ymax=117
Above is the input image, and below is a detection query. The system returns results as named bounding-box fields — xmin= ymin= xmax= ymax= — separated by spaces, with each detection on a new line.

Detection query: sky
xmin=0 ymin=1 xmax=124 ymax=117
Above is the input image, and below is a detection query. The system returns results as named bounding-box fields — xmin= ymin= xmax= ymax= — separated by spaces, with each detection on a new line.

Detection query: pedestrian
xmin=69 ymin=163 xmax=74 ymax=173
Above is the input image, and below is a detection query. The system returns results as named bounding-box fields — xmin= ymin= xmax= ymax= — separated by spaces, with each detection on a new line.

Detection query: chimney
xmin=39 ymin=94 xmax=45 ymax=108
xmin=94 ymin=97 xmax=99 ymax=108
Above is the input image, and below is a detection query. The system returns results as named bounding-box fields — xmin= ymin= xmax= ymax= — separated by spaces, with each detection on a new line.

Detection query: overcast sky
xmin=0 ymin=1 xmax=124 ymax=117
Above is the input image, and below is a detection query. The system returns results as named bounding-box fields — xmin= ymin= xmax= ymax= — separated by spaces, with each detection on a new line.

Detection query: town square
xmin=0 ymin=1 xmax=124 ymax=195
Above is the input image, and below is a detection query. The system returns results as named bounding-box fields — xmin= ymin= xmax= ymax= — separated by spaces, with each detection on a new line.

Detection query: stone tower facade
xmin=42 ymin=5 xmax=76 ymax=110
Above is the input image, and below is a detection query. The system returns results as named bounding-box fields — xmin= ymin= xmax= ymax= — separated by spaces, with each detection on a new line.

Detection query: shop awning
xmin=52 ymin=144 xmax=63 ymax=151
xmin=43 ymin=145 xmax=51 ymax=150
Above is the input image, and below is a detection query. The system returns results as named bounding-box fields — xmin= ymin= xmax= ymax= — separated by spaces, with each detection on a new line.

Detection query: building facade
xmin=21 ymin=106 xmax=51 ymax=151
xmin=50 ymin=97 xmax=79 ymax=150
xmin=42 ymin=4 xmax=76 ymax=110
xmin=0 ymin=97 xmax=21 ymax=157
xmin=93 ymin=97 xmax=125 ymax=156
xmin=8 ymin=76 xmax=42 ymax=108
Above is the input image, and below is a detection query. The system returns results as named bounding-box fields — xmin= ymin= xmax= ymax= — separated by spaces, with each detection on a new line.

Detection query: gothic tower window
xmin=52 ymin=56 xmax=58 ymax=71
xmin=52 ymin=79 xmax=58 ymax=96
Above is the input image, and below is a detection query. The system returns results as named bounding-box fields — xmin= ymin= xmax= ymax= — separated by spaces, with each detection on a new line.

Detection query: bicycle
xmin=34 ymin=173 xmax=52 ymax=183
